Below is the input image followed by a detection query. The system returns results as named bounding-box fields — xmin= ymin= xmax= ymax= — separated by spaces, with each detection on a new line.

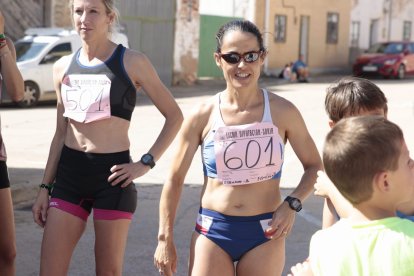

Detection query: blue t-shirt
xmin=292 ymin=60 xmax=307 ymax=73
xmin=397 ymin=211 xmax=414 ymax=222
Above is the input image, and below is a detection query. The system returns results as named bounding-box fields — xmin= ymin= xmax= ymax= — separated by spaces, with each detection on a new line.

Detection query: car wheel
xmin=18 ymin=81 xmax=40 ymax=108
xmin=397 ymin=64 xmax=405 ymax=80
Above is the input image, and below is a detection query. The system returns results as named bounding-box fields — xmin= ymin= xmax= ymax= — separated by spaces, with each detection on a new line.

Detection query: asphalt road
xmin=6 ymin=75 xmax=414 ymax=275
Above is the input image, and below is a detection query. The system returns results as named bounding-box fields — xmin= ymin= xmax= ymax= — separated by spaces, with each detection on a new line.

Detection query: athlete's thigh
xmin=236 ymin=237 xmax=285 ymax=276
xmin=93 ymin=218 xmax=131 ymax=274
xmin=189 ymin=232 xmax=234 ymax=276
xmin=40 ymin=208 xmax=86 ymax=276
xmin=0 ymin=188 xmax=15 ymax=253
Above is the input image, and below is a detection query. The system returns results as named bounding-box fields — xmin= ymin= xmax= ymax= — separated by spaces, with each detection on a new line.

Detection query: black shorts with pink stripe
xmin=50 ymin=145 xmax=137 ymax=221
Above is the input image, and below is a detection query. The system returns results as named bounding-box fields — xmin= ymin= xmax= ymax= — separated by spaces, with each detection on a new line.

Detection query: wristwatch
xmin=284 ymin=196 xmax=302 ymax=212
xmin=140 ymin=153 xmax=155 ymax=169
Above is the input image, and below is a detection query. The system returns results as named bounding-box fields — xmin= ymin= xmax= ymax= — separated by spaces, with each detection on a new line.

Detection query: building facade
xmin=173 ymin=0 xmax=353 ymax=81
xmin=350 ymin=0 xmax=414 ymax=62
xmin=255 ymin=0 xmax=352 ymax=75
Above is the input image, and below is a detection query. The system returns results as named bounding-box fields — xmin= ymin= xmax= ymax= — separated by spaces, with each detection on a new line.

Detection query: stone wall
xmin=1 ymin=0 xmax=44 ymax=40
xmin=51 ymin=0 xmax=72 ymax=28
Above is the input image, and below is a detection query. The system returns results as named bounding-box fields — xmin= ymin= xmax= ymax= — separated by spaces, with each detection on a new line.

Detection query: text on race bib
xmin=61 ymin=74 xmax=111 ymax=123
xmin=214 ymin=122 xmax=284 ymax=185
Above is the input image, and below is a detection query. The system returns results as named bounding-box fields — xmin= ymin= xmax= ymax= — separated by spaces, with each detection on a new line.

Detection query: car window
xmin=41 ymin=43 xmax=72 ymax=64
xmin=367 ymin=43 xmax=404 ymax=54
xmin=15 ymin=41 xmax=48 ymax=62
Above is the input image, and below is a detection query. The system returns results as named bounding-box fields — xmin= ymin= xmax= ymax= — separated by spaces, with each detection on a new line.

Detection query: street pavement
xmin=5 ymin=75 xmax=414 ymax=275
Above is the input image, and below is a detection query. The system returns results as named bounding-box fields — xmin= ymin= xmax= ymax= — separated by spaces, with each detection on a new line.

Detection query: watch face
xmin=141 ymin=153 xmax=155 ymax=168
xmin=286 ymin=196 xmax=302 ymax=212
xmin=142 ymin=154 xmax=153 ymax=163
xmin=291 ymin=199 xmax=301 ymax=209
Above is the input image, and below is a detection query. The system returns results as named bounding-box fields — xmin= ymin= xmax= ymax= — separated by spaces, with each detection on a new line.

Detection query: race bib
xmin=61 ymin=74 xmax=111 ymax=123
xmin=214 ymin=122 xmax=283 ymax=185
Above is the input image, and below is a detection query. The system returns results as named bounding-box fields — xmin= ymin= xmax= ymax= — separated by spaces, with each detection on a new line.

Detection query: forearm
xmin=42 ymin=130 xmax=66 ymax=184
xmin=1 ymin=40 xmax=24 ymax=102
xmin=322 ymin=199 xmax=338 ymax=228
xmin=289 ymin=164 xmax=320 ymax=202
xmin=327 ymin=185 xmax=353 ymax=218
xmin=146 ymin=111 xmax=183 ymax=161
xmin=158 ymin=178 xmax=184 ymax=241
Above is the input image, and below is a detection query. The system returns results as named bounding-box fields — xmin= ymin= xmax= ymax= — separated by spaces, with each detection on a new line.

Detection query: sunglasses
xmin=219 ymin=50 xmax=263 ymax=64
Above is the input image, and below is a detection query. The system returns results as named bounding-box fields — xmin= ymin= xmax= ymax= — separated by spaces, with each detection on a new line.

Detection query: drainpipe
xmin=388 ymin=0 xmax=393 ymax=40
xmin=264 ymin=0 xmax=270 ymax=76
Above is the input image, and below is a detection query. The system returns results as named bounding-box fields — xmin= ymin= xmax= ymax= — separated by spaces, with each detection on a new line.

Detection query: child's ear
xmin=373 ymin=171 xmax=390 ymax=192
xmin=328 ymin=120 xmax=335 ymax=129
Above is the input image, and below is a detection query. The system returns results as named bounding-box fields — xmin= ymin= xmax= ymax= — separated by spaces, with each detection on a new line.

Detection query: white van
xmin=3 ymin=28 xmax=129 ymax=107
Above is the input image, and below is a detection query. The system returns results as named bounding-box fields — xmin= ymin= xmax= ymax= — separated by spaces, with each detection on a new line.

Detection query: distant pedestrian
xmin=278 ymin=62 xmax=293 ymax=81
xmin=0 ymin=9 xmax=24 ymax=276
xmin=154 ymin=19 xmax=321 ymax=276
xmin=291 ymin=54 xmax=309 ymax=82
xmin=31 ymin=0 xmax=182 ymax=275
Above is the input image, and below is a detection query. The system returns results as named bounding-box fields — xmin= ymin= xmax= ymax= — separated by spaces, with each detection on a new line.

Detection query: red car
xmin=353 ymin=41 xmax=414 ymax=79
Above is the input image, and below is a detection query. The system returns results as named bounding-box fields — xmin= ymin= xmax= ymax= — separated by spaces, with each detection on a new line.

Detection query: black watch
xmin=141 ymin=153 xmax=155 ymax=169
xmin=284 ymin=196 xmax=302 ymax=212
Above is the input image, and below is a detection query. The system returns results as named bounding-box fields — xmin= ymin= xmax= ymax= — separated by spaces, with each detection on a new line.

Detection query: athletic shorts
xmin=50 ymin=145 xmax=137 ymax=221
xmin=195 ymin=207 xmax=274 ymax=262
xmin=0 ymin=161 xmax=10 ymax=189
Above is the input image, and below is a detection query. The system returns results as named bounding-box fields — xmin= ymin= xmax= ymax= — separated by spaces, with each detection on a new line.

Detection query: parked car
xmin=352 ymin=41 xmax=414 ymax=79
xmin=2 ymin=28 xmax=129 ymax=107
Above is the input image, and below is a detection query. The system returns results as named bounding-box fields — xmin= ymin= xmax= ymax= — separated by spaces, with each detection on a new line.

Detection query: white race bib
xmin=214 ymin=122 xmax=283 ymax=185
xmin=61 ymin=74 xmax=111 ymax=123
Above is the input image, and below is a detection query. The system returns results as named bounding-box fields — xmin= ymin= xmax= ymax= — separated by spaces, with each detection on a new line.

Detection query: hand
xmin=287 ymin=259 xmax=313 ymax=276
xmin=0 ymin=10 xmax=4 ymax=34
xmin=314 ymin=170 xmax=335 ymax=198
xmin=154 ymin=240 xmax=177 ymax=276
xmin=108 ymin=161 xmax=150 ymax=188
xmin=32 ymin=189 xmax=50 ymax=228
xmin=264 ymin=202 xmax=295 ymax=239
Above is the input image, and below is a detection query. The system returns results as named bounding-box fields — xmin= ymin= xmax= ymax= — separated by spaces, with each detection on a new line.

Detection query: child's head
xmin=323 ymin=116 xmax=405 ymax=205
xmin=325 ymin=77 xmax=388 ymax=126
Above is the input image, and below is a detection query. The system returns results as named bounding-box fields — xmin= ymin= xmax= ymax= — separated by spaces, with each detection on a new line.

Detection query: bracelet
xmin=39 ymin=183 xmax=54 ymax=195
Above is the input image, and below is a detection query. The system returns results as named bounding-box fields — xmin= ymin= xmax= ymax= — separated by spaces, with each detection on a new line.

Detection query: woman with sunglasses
xmin=154 ymin=20 xmax=321 ymax=276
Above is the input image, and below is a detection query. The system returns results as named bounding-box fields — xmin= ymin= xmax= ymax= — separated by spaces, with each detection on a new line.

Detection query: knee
xmin=96 ymin=266 xmax=121 ymax=276
xmin=0 ymin=245 xmax=17 ymax=265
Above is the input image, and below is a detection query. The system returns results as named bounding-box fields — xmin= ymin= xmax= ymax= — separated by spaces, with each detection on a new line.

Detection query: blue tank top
xmin=63 ymin=44 xmax=136 ymax=121
xmin=201 ymin=89 xmax=284 ymax=179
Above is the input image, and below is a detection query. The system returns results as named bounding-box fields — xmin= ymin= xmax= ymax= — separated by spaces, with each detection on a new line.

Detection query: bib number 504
xmin=65 ymin=88 xmax=105 ymax=112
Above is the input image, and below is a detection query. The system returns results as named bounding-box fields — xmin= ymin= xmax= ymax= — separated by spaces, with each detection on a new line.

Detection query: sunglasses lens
xmin=221 ymin=53 xmax=241 ymax=64
xmin=244 ymin=52 xmax=260 ymax=63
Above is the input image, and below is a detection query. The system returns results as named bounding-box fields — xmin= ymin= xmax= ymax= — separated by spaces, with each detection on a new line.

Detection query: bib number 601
xmin=223 ymin=137 xmax=275 ymax=170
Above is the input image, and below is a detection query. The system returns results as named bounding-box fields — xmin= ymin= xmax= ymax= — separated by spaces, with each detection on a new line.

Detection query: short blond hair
xmin=68 ymin=0 xmax=120 ymax=33
xmin=323 ymin=116 xmax=403 ymax=205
